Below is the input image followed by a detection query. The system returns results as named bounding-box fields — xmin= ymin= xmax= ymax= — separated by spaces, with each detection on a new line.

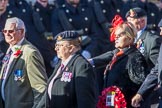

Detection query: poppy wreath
xmin=97 ymin=86 xmax=127 ymax=108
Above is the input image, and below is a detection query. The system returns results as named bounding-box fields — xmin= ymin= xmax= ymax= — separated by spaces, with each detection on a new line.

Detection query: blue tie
xmin=1 ymin=49 xmax=12 ymax=100
xmin=1 ymin=49 xmax=13 ymax=79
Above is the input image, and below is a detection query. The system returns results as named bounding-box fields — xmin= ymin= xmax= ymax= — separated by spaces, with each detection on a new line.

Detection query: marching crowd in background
xmin=0 ymin=0 xmax=162 ymax=108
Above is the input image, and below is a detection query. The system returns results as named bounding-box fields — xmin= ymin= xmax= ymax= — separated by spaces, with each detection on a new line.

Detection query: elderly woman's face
xmin=2 ymin=23 xmax=24 ymax=46
xmin=114 ymin=28 xmax=132 ymax=50
xmin=55 ymin=41 xmax=72 ymax=61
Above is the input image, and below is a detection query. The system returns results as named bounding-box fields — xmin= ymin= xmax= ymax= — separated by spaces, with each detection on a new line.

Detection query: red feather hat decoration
xmin=110 ymin=15 xmax=124 ymax=42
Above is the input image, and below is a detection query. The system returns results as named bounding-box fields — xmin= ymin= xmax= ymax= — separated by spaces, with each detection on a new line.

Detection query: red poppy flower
xmin=14 ymin=49 xmax=22 ymax=58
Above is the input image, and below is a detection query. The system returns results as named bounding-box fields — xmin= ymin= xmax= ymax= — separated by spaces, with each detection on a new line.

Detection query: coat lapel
xmin=47 ymin=62 xmax=61 ymax=83
xmin=0 ymin=65 xmax=6 ymax=86
xmin=136 ymin=31 xmax=147 ymax=43
xmin=0 ymin=64 xmax=5 ymax=80
xmin=63 ymin=54 xmax=79 ymax=71
xmin=48 ymin=54 xmax=80 ymax=83
xmin=115 ymin=46 xmax=137 ymax=63
xmin=46 ymin=62 xmax=61 ymax=107
xmin=5 ymin=59 xmax=19 ymax=82
xmin=3 ymin=39 xmax=28 ymax=86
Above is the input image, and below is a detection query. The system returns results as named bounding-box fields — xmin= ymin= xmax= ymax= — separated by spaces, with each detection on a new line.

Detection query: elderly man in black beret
xmin=126 ymin=7 xmax=162 ymax=76
xmin=131 ymin=19 xmax=162 ymax=108
xmin=37 ymin=30 xmax=97 ymax=108
xmin=122 ymin=0 xmax=161 ymax=32
xmin=125 ymin=7 xmax=162 ymax=108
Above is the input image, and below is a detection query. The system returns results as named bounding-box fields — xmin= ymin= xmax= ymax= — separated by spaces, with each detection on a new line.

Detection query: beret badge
xmin=129 ymin=9 xmax=137 ymax=17
xmin=57 ymin=35 xmax=63 ymax=41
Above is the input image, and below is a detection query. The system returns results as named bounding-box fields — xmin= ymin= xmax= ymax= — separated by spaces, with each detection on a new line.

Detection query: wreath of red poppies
xmin=97 ymin=86 xmax=127 ymax=108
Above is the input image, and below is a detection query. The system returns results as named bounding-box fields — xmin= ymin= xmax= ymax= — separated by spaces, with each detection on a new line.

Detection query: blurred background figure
xmin=24 ymin=0 xmax=55 ymax=5
xmin=33 ymin=0 xmax=55 ymax=42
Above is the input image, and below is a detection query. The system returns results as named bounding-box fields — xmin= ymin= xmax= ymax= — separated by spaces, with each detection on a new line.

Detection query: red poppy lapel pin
xmin=13 ymin=47 xmax=22 ymax=58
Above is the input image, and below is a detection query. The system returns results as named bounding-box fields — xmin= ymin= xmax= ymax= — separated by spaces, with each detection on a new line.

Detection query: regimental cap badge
xmin=129 ymin=9 xmax=137 ymax=17
xmin=126 ymin=7 xmax=146 ymax=18
xmin=57 ymin=35 xmax=63 ymax=41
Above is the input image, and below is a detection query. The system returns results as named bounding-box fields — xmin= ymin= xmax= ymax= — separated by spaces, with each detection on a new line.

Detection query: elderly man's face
xmin=0 ymin=0 xmax=8 ymax=12
xmin=55 ymin=41 xmax=72 ymax=61
xmin=127 ymin=17 xmax=146 ymax=31
xmin=2 ymin=23 xmax=24 ymax=46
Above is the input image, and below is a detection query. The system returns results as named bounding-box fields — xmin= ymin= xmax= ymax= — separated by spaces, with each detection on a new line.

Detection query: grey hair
xmin=5 ymin=17 xmax=26 ymax=35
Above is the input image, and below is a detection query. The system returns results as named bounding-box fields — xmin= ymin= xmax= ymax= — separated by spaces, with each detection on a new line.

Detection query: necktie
xmin=60 ymin=64 xmax=64 ymax=71
xmin=1 ymin=49 xmax=13 ymax=79
xmin=104 ymin=51 xmax=124 ymax=75
xmin=1 ymin=49 xmax=12 ymax=100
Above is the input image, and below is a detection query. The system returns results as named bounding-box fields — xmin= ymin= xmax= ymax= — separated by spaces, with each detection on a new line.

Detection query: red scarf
xmin=104 ymin=50 xmax=124 ymax=75
xmin=109 ymin=50 xmax=124 ymax=70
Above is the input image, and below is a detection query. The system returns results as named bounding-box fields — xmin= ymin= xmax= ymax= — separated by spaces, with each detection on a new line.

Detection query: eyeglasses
xmin=55 ymin=43 xmax=70 ymax=48
xmin=2 ymin=29 xmax=22 ymax=34
xmin=115 ymin=32 xmax=127 ymax=38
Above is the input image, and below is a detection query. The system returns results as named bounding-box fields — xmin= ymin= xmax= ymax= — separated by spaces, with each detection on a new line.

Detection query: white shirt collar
xmin=137 ymin=26 xmax=146 ymax=39
xmin=10 ymin=37 xmax=24 ymax=53
xmin=61 ymin=54 xmax=74 ymax=67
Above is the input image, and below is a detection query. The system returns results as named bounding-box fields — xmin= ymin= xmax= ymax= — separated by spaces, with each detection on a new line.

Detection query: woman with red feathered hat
xmin=89 ymin=15 xmax=149 ymax=108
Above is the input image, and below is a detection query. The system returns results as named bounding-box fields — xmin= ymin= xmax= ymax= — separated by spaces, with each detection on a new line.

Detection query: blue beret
xmin=126 ymin=7 xmax=147 ymax=18
xmin=158 ymin=19 xmax=162 ymax=27
xmin=55 ymin=31 xmax=79 ymax=41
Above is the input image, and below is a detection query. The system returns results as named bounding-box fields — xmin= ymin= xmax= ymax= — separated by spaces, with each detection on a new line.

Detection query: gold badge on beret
xmin=129 ymin=9 xmax=136 ymax=17
xmin=57 ymin=35 xmax=63 ymax=41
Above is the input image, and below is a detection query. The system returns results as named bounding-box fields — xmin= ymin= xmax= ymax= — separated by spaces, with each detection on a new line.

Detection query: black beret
xmin=158 ymin=19 xmax=162 ymax=27
xmin=55 ymin=31 xmax=79 ymax=41
xmin=125 ymin=7 xmax=147 ymax=18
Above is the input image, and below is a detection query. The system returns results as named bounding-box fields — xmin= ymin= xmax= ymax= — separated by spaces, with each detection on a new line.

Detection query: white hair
xmin=5 ymin=17 xmax=26 ymax=35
